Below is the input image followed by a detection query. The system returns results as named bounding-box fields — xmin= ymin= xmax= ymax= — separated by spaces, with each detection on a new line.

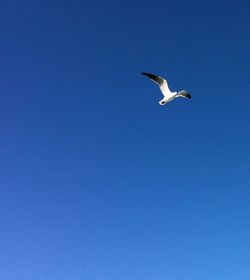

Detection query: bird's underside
xmin=141 ymin=72 xmax=191 ymax=105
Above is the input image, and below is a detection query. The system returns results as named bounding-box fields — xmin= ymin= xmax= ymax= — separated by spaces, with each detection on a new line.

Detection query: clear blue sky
xmin=1 ymin=0 xmax=250 ymax=279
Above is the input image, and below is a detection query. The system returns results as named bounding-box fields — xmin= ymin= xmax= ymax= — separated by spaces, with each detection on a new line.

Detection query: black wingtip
xmin=141 ymin=72 xmax=158 ymax=79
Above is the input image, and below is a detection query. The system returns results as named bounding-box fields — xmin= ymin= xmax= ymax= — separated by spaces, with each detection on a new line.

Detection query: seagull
xmin=142 ymin=72 xmax=191 ymax=105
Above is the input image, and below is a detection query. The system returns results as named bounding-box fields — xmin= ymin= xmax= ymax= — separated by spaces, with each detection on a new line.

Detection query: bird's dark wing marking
xmin=141 ymin=72 xmax=165 ymax=85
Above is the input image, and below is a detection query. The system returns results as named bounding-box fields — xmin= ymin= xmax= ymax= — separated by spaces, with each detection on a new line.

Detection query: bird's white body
xmin=142 ymin=72 xmax=191 ymax=105
xmin=159 ymin=81 xmax=178 ymax=105
xmin=159 ymin=93 xmax=177 ymax=105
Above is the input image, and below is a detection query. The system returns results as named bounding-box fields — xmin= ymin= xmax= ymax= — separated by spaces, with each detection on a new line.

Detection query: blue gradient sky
xmin=1 ymin=0 xmax=250 ymax=279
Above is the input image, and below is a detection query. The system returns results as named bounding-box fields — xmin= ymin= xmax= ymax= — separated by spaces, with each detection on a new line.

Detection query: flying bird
xmin=142 ymin=72 xmax=191 ymax=105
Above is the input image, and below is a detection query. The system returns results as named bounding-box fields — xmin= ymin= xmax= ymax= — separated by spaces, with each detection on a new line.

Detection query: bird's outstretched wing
xmin=142 ymin=72 xmax=166 ymax=85
xmin=178 ymin=90 xmax=192 ymax=99
xmin=142 ymin=72 xmax=171 ymax=97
